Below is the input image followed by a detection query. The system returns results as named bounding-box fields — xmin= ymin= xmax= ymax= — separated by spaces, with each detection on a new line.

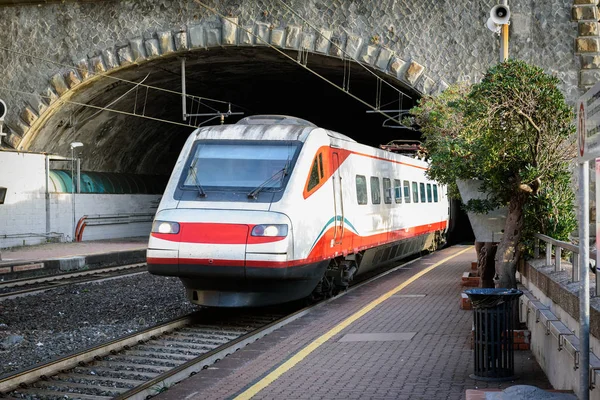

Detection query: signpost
xmin=575 ymin=80 xmax=600 ymax=400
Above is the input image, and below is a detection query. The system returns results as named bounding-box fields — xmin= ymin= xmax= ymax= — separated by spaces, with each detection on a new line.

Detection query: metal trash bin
xmin=464 ymin=288 xmax=523 ymax=381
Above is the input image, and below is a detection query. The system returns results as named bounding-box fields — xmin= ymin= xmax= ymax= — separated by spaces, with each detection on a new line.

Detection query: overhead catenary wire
xmin=194 ymin=0 xmax=405 ymax=126
xmin=0 ymin=86 xmax=200 ymax=130
xmin=0 ymin=45 xmax=238 ymax=107
xmin=274 ymin=0 xmax=412 ymax=101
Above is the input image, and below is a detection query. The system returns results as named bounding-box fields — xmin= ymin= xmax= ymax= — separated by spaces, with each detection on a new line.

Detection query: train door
xmin=332 ymin=151 xmax=344 ymax=249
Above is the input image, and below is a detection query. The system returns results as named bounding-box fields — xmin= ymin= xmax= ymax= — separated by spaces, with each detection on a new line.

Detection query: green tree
xmin=410 ymin=60 xmax=577 ymax=288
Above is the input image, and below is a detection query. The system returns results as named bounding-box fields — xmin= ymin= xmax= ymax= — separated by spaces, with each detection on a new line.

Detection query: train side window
xmin=318 ymin=153 xmax=324 ymax=179
xmin=370 ymin=177 xmax=381 ymax=204
xmin=426 ymin=183 xmax=432 ymax=203
xmin=394 ymin=179 xmax=402 ymax=204
xmin=403 ymin=180 xmax=411 ymax=203
xmin=356 ymin=175 xmax=368 ymax=205
xmin=420 ymin=183 xmax=426 ymax=203
xmin=412 ymin=182 xmax=419 ymax=203
xmin=307 ymin=158 xmax=320 ymax=191
xmin=383 ymin=178 xmax=392 ymax=204
xmin=433 ymin=184 xmax=439 ymax=202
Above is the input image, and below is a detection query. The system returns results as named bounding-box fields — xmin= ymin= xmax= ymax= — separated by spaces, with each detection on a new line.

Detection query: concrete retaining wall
xmin=519 ymin=260 xmax=600 ymax=398
xmin=0 ymin=151 xmax=160 ymax=249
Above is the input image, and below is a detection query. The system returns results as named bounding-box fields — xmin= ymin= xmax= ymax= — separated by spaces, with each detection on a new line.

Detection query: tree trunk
xmin=478 ymin=242 xmax=497 ymax=288
xmin=495 ymin=193 xmax=527 ymax=289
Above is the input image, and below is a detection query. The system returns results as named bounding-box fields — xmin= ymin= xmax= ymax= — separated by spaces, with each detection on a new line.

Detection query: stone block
xmin=345 ymin=34 xmax=363 ymax=59
xmin=285 ymin=25 xmax=301 ymax=49
xmin=6 ymin=116 xmax=29 ymax=136
xmin=116 ymin=45 xmax=134 ymax=66
xmin=572 ymin=5 xmax=598 ymax=21
xmin=144 ymin=38 xmax=161 ymax=57
xmin=222 ymin=17 xmax=238 ymax=45
xmin=255 ymin=22 xmax=270 ymax=45
xmin=41 ymin=87 xmax=58 ymax=105
xmin=582 ymin=54 xmax=600 ymax=69
xmin=189 ymin=24 xmax=205 ymax=48
xmin=270 ymin=29 xmax=285 ymax=47
xmin=375 ymin=47 xmax=393 ymax=70
xmin=157 ymin=31 xmax=174 ymax=54
xmin=580 ymin=69 xmax=600 ymax=86
xmin=404 ymin=60 xmax=425 ymax=86
xmin=102 ymin=49 xmax=119 ymax=69
xmin=3 ymin=130 xmax=22 ymax=149
xmin=416 ymin=75 xmax=435 ymax=94
xmin=64 ymin=69 xmax=82 ymax=88
xmin=240 ymin=25 xmax=255 ymax=45
xmin=579 ymin=21 xmax=599 ymax=36
xmin=436 ymin=79 xmax=450 ymax=94
xmin=315 ymin=29 xmax=332 ymax=54
xmin=328 ymin=35 xmax=345 ymax=58
xmin=75 ymin=59 xmax=92 ymax=81
xmin=206 ymin=28 xmax=222 ymax=47
xmin=129 ymin=37 xmax=147 ymax=62
xmin=300 ymin=33 xmax=315 ymax=51
xmin=576 ymin=36 xmax=600 ymax=53
xmin=388 ymin=56 xmax=407 ymax=78
xmin=359 ymin=44 xmax=379 ymax=65
xmin=174 ymin=31 xmax=189 ymax=51
xmin=20 ymin=106 xmax=37 ymax=126
xmin=28 ymin=95 xmax=48 ymax=116
xmin=90 ymin=55 xmax=106 ymax=74
xmin=50 ymin=73 xmax=69 ymax=96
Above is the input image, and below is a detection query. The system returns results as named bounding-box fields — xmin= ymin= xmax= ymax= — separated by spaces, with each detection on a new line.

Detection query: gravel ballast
xmin=0 ymin=273 xmax=197 ymax=376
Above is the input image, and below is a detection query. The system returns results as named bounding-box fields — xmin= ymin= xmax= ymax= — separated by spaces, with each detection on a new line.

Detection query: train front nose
xmin=178 ymin=222 xmax=250 ymax=278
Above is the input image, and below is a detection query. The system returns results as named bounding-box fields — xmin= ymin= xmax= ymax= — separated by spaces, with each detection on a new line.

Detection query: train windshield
xmin=182 ymin=141 xmax=300 ymax=190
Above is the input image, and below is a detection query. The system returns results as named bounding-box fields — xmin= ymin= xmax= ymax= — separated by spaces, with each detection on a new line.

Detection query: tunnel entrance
xmin=24 ymin=47 xmax=421 ymax=176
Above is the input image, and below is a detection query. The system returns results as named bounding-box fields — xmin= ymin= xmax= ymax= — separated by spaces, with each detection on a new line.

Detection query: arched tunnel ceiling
xmin=25 ymin=47 xmax=421 ymax=176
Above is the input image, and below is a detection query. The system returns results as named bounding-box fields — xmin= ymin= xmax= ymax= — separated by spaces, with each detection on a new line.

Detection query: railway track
xmin=0 ymin=307 xmax=303 ymax=400
xmin=0 ymin=254 xmax=424 ymax=400
xmin=0 ymin=264 xmax=147 ymax=300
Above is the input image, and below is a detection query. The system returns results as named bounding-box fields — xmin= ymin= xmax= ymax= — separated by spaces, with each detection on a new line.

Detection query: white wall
xmin=0 ymin=151 xmax=161 ymax=249
xmin=0 ymin=151 xmax=48 ymax=248
xmin=52 ymin=193 xmax=160 ymax=241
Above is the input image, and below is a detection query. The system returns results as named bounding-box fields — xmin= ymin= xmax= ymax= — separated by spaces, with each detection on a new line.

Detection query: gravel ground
xmin=0 ymin=273 xmax=197 ymax=376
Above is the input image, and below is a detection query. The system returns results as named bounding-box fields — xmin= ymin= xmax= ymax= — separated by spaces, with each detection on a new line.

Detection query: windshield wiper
xmin=247 ymin=163 xmax=289 ymax=199
xmin=188 ymin=158 xmax=207 ymax=198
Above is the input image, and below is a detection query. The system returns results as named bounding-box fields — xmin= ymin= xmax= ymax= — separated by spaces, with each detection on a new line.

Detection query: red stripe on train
xmin=147 ymin=220 xmax=447 ymax=269
xmin=151 ymin=223 xmax=286 ymax=244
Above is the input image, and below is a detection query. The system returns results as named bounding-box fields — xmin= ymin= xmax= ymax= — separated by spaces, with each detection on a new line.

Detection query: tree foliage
xmin=408 ymin=60 xmax=577 ymax=284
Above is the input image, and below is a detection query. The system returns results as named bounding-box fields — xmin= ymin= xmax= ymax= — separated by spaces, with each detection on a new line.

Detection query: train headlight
xmin=251 ymin=224 xmax=288 ymax=237
xmin=152 ymin=221 xmax=180 ymax=234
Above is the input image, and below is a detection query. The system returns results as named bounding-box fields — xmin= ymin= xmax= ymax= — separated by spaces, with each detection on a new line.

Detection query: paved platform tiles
xmin=156 ymin=245 xmax=552 ymax=400
xmin=0 ymin=237 xmax=147 ymax=264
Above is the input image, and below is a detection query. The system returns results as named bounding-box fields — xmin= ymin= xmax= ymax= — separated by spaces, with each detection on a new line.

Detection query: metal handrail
xmin=534 ymin=233 xmax=598 ymax=296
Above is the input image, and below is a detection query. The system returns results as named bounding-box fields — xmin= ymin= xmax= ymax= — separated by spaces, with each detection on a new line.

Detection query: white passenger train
xmin=147 ymin=115 xmax=449 ymax=307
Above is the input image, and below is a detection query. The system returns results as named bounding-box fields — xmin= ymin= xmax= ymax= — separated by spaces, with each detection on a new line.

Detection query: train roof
xmin=236 ymin=115 xmax=316 ymax=127
xmin=193 ymin=115 xmax=357 ymax=144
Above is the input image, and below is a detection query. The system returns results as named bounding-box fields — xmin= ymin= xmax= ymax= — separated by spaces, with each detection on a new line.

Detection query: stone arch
xmin=572 ymin=1 xmax=600 ymax=89
xmin=4 ymin=17 xmax=450 ymax=151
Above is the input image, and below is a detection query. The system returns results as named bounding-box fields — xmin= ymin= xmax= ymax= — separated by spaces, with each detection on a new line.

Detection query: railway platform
xmin=0 ymin=237 xmax=147 ymax=280
xmin=155 ymin=245 xmax=555 ymax=400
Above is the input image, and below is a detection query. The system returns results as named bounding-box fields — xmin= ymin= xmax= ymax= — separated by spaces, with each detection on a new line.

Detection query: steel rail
xmin=0 ymin=264 xmax=147 ymax=300
xmin=0 ymin=314 xmax=194 ymax=393
xmin=115 ymin=306 xmax=315 ymax=400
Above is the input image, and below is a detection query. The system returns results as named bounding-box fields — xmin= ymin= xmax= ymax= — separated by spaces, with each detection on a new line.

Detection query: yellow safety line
xmin=234 ymin=246 xmax=474 ymax=399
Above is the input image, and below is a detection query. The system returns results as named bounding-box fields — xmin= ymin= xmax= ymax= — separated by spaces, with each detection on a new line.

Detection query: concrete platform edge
xmin=0 ymin=249 xmax=146 ymax=280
